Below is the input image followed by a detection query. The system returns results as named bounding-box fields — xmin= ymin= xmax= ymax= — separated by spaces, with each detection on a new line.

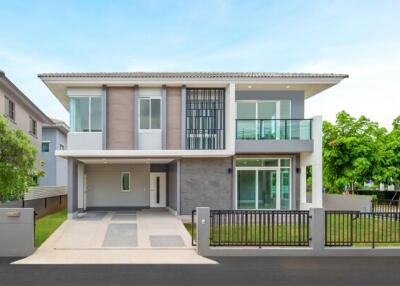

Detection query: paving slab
xmin=102 ymin=223 xmax=138 ymax=247
xmin=150 ymin=235 xmax=185 ymax=247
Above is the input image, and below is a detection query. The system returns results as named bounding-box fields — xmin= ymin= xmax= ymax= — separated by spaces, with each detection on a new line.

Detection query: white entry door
xmin=150 ymin=172 xmax=166 ymax=208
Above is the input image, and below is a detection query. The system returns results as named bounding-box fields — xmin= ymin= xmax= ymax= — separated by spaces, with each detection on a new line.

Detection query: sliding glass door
xmin=236 ymin=158 xmax=291 ymax=210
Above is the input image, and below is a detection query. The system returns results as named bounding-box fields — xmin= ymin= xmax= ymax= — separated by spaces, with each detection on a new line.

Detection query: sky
xmin=0 ymin=0 xmax=399 ymax=128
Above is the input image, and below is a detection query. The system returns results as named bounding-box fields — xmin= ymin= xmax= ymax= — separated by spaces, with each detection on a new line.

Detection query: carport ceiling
xmin=78 ymin=158 xmax=175 ymax=164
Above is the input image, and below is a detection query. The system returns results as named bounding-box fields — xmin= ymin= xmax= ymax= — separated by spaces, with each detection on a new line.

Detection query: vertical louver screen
xmin=186 ymin=88 xmax=225 ymax=150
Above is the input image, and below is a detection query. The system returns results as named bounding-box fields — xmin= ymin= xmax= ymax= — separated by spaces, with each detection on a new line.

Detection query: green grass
xmin=185 ymin=214 xmax=400 ymax=247
xmin=35 ymin=209 xmax=67 ymax=247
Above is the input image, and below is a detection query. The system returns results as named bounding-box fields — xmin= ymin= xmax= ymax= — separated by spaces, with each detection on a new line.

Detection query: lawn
xmin=185 ymin=214 xmax=400 ymax=247
xmin=35 ymin=209 xmax=67 ymax=247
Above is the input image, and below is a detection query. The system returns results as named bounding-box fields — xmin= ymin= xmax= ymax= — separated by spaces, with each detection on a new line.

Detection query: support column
xmin=161 ymin=85 xmax=167 ymax=149
xmin=180 ymin=85 xmax=186 ymax=149
xmin=310 ymin=208 xmax=325 ymax=252
xmin=77 ymin=162 xmax=85 ymax=211
xmin=312 ymin=116 xmax=323 ymax=208
xmin=67 ymin=158 xmax=78 ymax=219
xmin=196 ymin=207 xmax=210 ymax=256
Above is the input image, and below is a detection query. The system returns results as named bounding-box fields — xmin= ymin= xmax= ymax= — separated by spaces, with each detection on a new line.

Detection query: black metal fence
xmin=325 ymin=211 xmax=400 ymax=247
xmin=372 ymin=199 xmax=400 ymax=213
xmin=209 ymin=210 xmax=311 ymax=247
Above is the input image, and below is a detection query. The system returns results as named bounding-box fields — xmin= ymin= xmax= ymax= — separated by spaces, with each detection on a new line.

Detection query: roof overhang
xmin=55 ymin=149 xmax=235 ymax=160
xmin=0 ymin=72 xmax=52 ymax=124
xmin=38 ymin=72 xmax=348 ymax=110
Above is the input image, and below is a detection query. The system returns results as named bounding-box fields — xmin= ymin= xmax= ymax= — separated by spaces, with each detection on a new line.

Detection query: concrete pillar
xmin=77 ymin=162 xmax=85 ymax=211
xmin=310 ymin=208 xmax=325 ymax=252
xmin=67 ymin=158 xmax=78 ymax=218
xmin=196 ymin=207 xmax=210 ymax=256
xmin=225 ymin=83 xmax=236 ymax=152
xmin=312 ymin=116 xmax=323 ymax=208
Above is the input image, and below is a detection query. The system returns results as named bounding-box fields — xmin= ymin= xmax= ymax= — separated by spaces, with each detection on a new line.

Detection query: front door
xmin=150 ymin=172 xmax=166 ymax=208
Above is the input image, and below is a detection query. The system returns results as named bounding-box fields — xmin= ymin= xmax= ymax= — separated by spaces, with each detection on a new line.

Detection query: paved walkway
xmin=15 ymin=209 xmax=216 ymax=264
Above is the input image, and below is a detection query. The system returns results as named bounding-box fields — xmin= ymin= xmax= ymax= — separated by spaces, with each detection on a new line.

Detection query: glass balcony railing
xmin=236 ymin=119 xmax=312 ymax=140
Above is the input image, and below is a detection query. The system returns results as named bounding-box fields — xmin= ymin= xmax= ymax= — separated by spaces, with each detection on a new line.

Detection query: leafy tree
xmin=0 ymin=115 xmax=38 ymax=201
xmin=380 ymin=116 xmax=400 ymax=186
xmin=323 ymin=111 xmax=386 ymax=193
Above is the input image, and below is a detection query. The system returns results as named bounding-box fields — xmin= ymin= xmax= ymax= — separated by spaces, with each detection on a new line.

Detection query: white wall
xmin=85 ymin=164 xmax=150 ymax=207
xmin=68 ymin=132 xmax=103 ymax=150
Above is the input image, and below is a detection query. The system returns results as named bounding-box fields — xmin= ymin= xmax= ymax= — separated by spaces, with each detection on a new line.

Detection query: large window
xmin=236 ymin=100 xmax=291 ymax=140
xmin=70 ymin=96 xmax=102 ymax=132
xmin=139 ymin=97 xmax=161 ymax=130
xmin=186 ymin=88 xmax=225 ymax=150
xmin=4 ymin=97 xmax=15 ymax=120
xmin=236 ymin=158 xmax=291 ymax=210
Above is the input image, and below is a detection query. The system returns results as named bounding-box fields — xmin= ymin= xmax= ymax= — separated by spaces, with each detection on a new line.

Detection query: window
xmin=121 ymin=172 xmax=131 ymax=192
xmin=236 ymin=100 xmax=291 ymax=140
xmin=185 ymin=88 xmax=225 ymax=150
xmin=29 ymin=117 xmax=37 ymax=136
xmin=139 ymin=97 xmax=161 ymax=130
xmin=59 ymin=144 xmax=65 ymax=150
xmin=236 ymin=158 xmax=292 ymax=210
xmin=4 ymin=97 xmax=15 ymax=120
xmin=70 ymin=96 xmax=102 ymax=132
xmin=41 ymin=142 xmax=50 ymax=152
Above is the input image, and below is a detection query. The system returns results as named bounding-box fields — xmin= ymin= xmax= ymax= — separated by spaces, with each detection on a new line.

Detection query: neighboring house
xmin=0 ymin=70 xmax=52 ymax=171
xmin=39 ymin=72 xmax=347 ymax=218
xmin=39 ymin=119 xmax=69 ymax=186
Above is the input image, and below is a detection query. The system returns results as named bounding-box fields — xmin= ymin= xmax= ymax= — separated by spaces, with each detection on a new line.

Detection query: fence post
xmin=310 ymin=208 xmax=325 ymax=253
xmin=196 ymin=207 xmax=210 ymax=256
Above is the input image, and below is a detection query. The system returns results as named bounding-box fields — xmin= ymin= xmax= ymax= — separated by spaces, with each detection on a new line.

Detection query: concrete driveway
xmin=15 ymin=209 xmax=216 ymax=264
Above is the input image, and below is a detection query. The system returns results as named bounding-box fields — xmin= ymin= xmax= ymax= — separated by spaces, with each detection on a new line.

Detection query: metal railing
xmin=236 ymin=119 xmax=312 ymax=140
xmin=372 ymin=199 xmax=400 ymax=213
xmin=209 ymin=210 xmax=311 ymax=247
xmin=325 ymin=211 xmax=400 ymax=248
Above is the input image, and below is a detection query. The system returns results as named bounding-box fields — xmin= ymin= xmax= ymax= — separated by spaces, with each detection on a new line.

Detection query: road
xmin=1 ymin=256 xmax=399 ymax=285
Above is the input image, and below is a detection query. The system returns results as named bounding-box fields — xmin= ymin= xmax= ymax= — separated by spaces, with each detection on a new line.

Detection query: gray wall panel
xmin=235 ymin=90 xmax=305 ymax=119
xmin=180 ymin=158 xmax=233 ymax=215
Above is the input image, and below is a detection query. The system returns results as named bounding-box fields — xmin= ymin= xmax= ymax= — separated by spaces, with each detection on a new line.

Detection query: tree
xmin=323 ymin=111 xmax=386 ymax=193
xmin=379 ymin=116 xmax=400 ymax=186
xmin=0 ymin=115 xmax=38 ymax=201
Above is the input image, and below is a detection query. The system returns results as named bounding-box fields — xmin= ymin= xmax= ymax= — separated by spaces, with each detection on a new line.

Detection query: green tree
xmin=379 ymin=116 xmax=400 ymax=186
xmin=323 ymin=111 xmax=386 ymax=193
xmin=0 ymin=115 xmax=38 ymax=201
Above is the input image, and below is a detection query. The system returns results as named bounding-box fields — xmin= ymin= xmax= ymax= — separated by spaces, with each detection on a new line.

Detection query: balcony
xmin=235 ymin=119 xmax=313 ymax=153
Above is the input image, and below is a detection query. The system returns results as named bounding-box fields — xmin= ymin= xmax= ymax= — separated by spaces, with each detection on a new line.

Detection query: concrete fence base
xmin=0 ymin=208 xmax=34 ymax=257
xmin=196 ymin=207 xmax=400 ymax=257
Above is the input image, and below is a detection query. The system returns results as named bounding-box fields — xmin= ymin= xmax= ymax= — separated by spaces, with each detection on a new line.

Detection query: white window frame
xmin=138 ymin=96 xmax=162 ymax=133
xmin=4 ymin=96 xmax=15 ymax=121
xmin=69 ymin=96 xmax=102 ymax=133
xmin=41 ymin=141 xmax=50 ymax=152
xmin=121 ymin=172 xmax=131 ymax=192
xmin=29 ymin=116 xmax=37 ymax=136
xmin=236 ymin=100 xmax=291 ymax=140
xmin=234 ymin=157 xmax=292 ymax=210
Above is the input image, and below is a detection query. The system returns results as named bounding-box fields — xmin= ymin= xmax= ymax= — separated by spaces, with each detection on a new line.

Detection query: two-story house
xmin=39 ymin=119 xmax=69 ymax=187
xmin=0 ymin=70 xmax=52 ymax=170
xmin=39 ymin=72 xmax=347 ymax=218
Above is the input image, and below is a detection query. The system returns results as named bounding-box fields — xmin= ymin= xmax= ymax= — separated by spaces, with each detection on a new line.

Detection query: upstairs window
xmin=70 ymin=96 xmax=102 ymax=132
xmin=29 ymin=117 xmax=37 ymax=136
xmin=4 ymin=97 xmax=15 ymax=120
xmin=42 ymin=142 xmax=50 ymax=152
xmin=139 ymin=97 xmax=161 ymax=130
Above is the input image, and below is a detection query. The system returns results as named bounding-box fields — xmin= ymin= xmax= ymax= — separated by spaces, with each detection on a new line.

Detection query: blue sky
xmin=0 ymin=0 xmax=399 ymax=128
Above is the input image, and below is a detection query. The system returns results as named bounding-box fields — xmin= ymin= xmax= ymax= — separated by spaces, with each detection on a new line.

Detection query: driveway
xmin=15 ymin=209 xmax=215 ymax=264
